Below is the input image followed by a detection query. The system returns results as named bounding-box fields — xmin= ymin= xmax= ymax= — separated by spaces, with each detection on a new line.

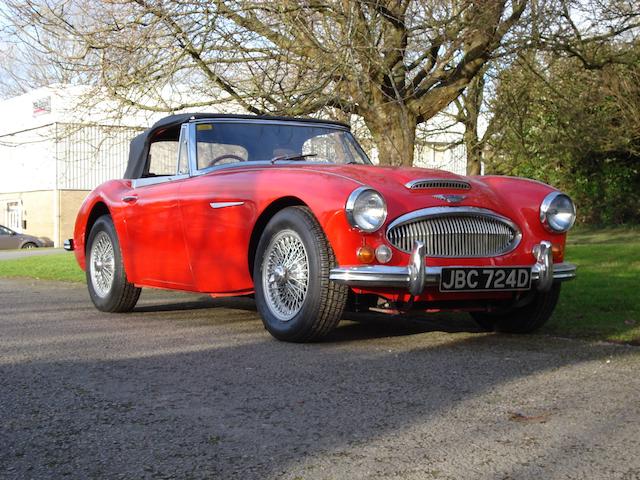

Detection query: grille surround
xmin=405 ymin=179 xmax=471 ymax=190
xmin=386 ymin=207 xmax=521 ymax=257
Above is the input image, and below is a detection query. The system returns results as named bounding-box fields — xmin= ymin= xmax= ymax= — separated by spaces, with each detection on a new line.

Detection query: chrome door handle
xmin=122 ymin=195 xmax=138 ymax=203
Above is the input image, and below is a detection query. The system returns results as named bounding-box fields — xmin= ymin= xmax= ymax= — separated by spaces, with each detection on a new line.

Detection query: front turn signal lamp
xmin=357 ymin=245 xmax=375 ymax=263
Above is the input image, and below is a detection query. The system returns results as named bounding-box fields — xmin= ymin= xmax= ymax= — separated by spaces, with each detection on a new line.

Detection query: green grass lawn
xmin=0 ymin=227 xmax=638 ymax=343
xmin=0 ymin=253 xmax=85 ymax=283
xmin=545 ymin=227 xmax=640 ymax=344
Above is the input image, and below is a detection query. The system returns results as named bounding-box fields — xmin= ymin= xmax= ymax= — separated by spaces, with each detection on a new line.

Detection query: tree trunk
xmin=364 ymin=107 xmax=417 ymax=167
xmin=464 ymin=128 xmax=483 ymax=175
xmin=462 ymin=73 xmax=486 ymax=175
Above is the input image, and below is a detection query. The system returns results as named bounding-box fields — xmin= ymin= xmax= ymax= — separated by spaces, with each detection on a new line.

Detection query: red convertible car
xmin=67 ymin=113 xmax=576 ymax=342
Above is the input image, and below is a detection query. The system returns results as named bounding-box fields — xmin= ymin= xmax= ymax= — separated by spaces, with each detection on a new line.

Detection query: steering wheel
xmin=207 ymin=154 xmax=245 ymax=168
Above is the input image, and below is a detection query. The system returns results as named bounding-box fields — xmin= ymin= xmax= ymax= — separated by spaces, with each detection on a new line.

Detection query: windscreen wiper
xmin=270 ymin=153 xmax=317 ymax=164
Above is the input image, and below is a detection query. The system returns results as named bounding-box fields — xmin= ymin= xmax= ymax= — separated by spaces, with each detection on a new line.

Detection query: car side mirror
xmin=11 ymin=231 xmax=16 ymax=236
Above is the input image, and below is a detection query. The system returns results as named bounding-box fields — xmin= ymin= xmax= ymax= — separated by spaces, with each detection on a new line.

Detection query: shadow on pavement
xmin=2 ymin=279 xmax=639 ymax=479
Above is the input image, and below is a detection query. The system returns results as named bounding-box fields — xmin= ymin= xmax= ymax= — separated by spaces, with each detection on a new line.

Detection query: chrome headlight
xmin=345 ymin=187 xmax=387 ymax=232
xmin=540 ymin=192 xmax=576 ymax=233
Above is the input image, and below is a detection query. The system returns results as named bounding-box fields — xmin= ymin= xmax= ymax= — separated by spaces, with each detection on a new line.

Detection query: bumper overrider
xmin=330 ymin=241 xmax=576 ymax=296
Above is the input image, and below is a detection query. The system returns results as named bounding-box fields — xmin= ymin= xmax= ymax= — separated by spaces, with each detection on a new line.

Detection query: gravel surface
xmin=1 ymin=278 xmax=639 ymax=480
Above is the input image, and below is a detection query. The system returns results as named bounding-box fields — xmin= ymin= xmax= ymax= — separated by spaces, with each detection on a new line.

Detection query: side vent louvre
xmin=406 ymin=179 xmax=471 ymax=190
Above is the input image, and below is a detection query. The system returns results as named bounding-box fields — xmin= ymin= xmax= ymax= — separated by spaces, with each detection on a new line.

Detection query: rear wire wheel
xmin=253 ymin=206 xmax=348 ymax=342
xmin=86 ymin=215 xmax=141 ymax=312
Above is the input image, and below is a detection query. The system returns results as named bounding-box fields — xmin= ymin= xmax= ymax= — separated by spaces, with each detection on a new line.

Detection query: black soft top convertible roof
xmin=124 ymin=113 xmax=350 ymax=179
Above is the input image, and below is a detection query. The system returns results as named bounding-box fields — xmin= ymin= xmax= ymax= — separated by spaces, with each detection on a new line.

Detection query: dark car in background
xmin=0 ymin=225 xmax=52 ymax=249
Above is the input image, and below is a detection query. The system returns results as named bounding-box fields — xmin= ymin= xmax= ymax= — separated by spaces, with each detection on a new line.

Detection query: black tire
xmin=21 ymin=242 xmax=37 ymax=249
xmin=253 ymin=206 xmax=348 ymax=342
xmin=86 ymin=215 xmax=141 ymax=313
xmin=471 ymin=284 xmax=561 ymax=333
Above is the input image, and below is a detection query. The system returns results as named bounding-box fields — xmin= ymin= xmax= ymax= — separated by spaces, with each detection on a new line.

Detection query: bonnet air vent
xmin=405 ymin=179 xmax=471 ymax=190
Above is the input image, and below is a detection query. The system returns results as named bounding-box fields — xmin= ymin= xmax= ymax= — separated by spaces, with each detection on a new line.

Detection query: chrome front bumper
xmin=329 ymin=241 xmax=576 ymax=296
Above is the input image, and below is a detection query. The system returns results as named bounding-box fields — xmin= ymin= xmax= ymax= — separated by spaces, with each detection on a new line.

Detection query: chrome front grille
xmin=406 ymin=179 xmax=471 ymax=190
xmin=386 ymin=208 xmax=520 ymax=257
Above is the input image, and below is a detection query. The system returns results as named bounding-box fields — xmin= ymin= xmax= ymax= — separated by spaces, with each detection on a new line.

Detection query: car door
xmin=122 ymin=125 xmax=195 ymax=289
xmin=0 ymin=226 xmax=20 ymax=249
xmin=179 ymin=121 xmax=255 ymax=294
xmin=179 ymin=172 xmax=255 ymax=294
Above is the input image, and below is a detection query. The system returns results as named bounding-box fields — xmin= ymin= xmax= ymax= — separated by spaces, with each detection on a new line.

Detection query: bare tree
xmin=539 ymin=0 xmax=640 ymax=68
xmin=2 ymin=0 xmax=529 ymax=166
xmin=0 ymin=26 xmax=72 ymax=99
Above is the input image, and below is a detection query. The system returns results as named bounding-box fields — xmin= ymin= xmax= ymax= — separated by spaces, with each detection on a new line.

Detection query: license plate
xmin=439 ymin=267 xmax=531 ymax=292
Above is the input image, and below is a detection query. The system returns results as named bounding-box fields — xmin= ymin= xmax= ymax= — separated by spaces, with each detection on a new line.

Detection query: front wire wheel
xmin=262 ymin=230 xmax=310 ymax=322
xmin=254 ymin=206 xmax=348 ymax=342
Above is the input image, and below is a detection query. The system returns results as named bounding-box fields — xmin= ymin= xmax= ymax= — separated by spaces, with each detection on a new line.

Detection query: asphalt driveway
xmin=1 ymin=278 xmax=639 ymax=479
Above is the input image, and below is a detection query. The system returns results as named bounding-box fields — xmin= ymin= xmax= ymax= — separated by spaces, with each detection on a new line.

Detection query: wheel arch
xmin=19 ymin=240 xmax=38 ymax=249
xmin=84 ymin=201 xmax=111 ymax=253
xmin=247 ymin=196 xmax=309 ymax=277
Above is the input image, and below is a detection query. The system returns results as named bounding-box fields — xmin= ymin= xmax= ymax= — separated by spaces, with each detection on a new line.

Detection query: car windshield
xmin=194 ymin=122 xmax=371 ymax=170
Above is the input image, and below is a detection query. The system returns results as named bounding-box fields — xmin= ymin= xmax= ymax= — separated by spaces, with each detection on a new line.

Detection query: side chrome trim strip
xmin=209 ymin=201 xmax=245 ymax=209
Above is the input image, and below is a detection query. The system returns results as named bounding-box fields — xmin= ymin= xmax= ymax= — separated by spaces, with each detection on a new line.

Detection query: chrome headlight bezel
xmin=540 ymin=191 xmax=576 ymax=233
xmin=345 ymin=186 xmax=388 ymax=233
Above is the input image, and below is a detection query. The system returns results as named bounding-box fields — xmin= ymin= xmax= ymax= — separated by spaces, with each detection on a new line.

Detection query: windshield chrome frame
xmin=188 ymin=118 xmax=371 ymax=177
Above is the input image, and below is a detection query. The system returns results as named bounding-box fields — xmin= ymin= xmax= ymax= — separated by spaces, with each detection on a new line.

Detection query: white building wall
xmin=414 ymin=112 xmax=467 ymax=175
xmin=0 ymin=85 xmax=152 ymax=195
xmin=0 ymin=84 xmax=256 ymax=194
xmin=56 ymin=125 xmax=141 ymax=190
xmin=0 ymin=126 xmax=56 ymax=193
xmin=0 ymin=88 xmax=58 ymax=137
xmin=414 ymin=142 xmax=467 ymax=175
